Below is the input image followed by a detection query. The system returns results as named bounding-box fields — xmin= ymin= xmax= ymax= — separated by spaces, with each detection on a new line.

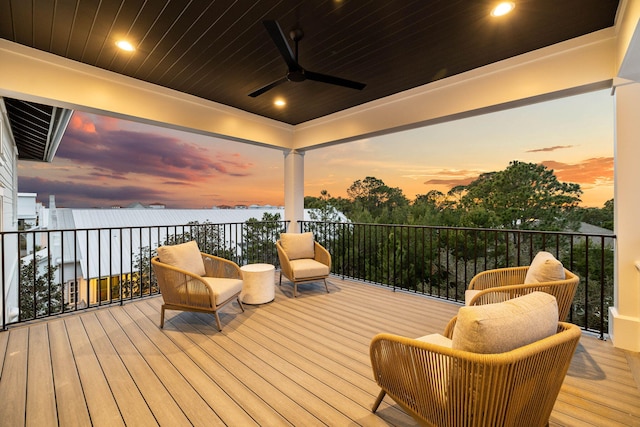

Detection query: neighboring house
xmin=0 ymin=99 xmax=20 ymax=322
xmin=45 ymin=206 xmax=329 ymax=308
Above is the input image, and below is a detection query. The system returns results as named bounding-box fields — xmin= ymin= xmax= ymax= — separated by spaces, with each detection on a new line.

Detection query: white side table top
xmin=241 ymin=263 xmax=275 ymax=273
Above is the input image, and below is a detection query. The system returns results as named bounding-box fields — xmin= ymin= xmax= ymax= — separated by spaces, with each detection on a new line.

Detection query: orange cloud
xmin=541 ymin=157 xmax=613 ymax=185
xmin=69 ymin=114 xmax=96 ymax=133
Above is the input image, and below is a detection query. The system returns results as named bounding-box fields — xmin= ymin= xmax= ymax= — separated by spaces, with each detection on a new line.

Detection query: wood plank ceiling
xmin=0 ymin=0 xmax=621 ymax=126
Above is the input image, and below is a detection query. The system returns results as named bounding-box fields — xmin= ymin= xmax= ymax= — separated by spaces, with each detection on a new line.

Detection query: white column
xmin=610 ymin=82 xmax=640 ymax=351
xmin=283 ymin=149 xmax=304 ymax=233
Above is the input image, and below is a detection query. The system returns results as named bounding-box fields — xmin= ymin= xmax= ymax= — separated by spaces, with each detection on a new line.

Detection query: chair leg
xmin=294 ymin=283 xmax=298 ymax=298
xmin=372 ymin=389 xmax=386 ymax=413
xmin=213 ymin=311 xmax=223 ymax=332
xmin=279 ymin=271 xmax=283 ymax=286
xmin=323 ymin=278 xmax=329 ymax=293
xmin=160 ymin=305 xmax=165 ymax=328
xmin=237 ymin=297 xmax=245 ymax=312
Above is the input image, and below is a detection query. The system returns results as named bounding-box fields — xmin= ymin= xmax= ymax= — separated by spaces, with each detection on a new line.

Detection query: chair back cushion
xmin=452 ymin=291 xmax=558 ymax=353
xmin=280 ymin=232 xmax=315 ymax=260
xmin=524 ymin=251 xmax=565 ymax=284
xmin=157 ymin=241 xmax=206 ymax=276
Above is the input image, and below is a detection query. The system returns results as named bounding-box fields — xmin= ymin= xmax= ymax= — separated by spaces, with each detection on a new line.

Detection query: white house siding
xmin=0 ymin=98 xmax=20 ymax=322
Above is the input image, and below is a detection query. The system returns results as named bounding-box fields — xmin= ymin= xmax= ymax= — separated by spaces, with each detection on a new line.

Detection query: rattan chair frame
xmin=370 ymin=321 xmax=581 ymax=427
xmin=467 ymin=266 xmax=579 ymax=321
xmin=275 ymin=240 xmax=331 ymax=297
xmin=151 ymin=253 xmax=244 ymax=331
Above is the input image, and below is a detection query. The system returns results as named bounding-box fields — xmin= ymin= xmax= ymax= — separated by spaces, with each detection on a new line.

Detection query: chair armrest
xmin=468 ymin=266 xmax=529 ymax=290
xmin=313 ymin=242 xmax=331 ymax=268
xmin=201 ymin=253 xmax=242 ymax=279
xmin=443 ymin=316 xmax=458 ymax=339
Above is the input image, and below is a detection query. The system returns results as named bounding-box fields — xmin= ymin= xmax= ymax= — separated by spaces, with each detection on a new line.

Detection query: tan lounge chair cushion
xmin=157 ymin=241 xmax=206 ymax=276
xmin=464 ymin=289 xmax=481 ymax=305
xmin=452 ymin=291 xmax=558 ymax=354
xmin=416 ymin=333 xmax=453 ymax=348
xmin=524 ymin=251 xmax=565 ymax=284
xmin=289 ymin=258 xmax=330 ymax=279
xmin=280 ymin=232 xmax=315 ymax=260
xmin=202 ymin=277 xmax=244 ymax=306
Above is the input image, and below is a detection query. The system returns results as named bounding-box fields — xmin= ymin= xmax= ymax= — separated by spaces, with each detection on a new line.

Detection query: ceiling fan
xmin=248 ymin=20 xmax=366 ymax=97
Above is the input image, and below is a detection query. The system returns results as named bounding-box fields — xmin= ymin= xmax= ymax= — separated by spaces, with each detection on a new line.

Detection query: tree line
xmin=305 ymin=160 xmax=613 ymax=231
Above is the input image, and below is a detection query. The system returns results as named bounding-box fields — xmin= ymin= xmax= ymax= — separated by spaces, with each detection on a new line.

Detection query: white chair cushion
xmin=157 ymin=241 xmax=206 ymax=277
xmin=415 ymin=333 xmax=453 ymax=348
xmin=452 ymin=292 xmax=558 ymax=354
xmin=464 ymin=289 xmax=482 ymax=305
xmin=524 ymin=251 xmax=565 ymax=284
xmin=202 ymin=277 xmax=243 ymax=306
xmin=289 ymin=258 xmax=330 ymax=279
xmin=280 ymin=232 xmax=315 ymax=260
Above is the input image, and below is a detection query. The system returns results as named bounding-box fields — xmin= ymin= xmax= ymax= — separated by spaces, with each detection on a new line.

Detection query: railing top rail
xmin=300 ymin=220 xmax=616 ymax=238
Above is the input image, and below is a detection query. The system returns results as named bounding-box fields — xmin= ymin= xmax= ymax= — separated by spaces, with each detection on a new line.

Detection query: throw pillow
xmin=157 ymin=240 xmax=206 ymax=276
xmin=280 ymin=232 xmax=315 ymax=260
xmin=451 ymin=291 xmax=558 ymax=354
xmin=524 ymin=251 xmax=565 ymax=284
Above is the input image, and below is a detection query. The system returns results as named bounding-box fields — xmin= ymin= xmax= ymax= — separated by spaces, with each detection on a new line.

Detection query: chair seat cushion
xmin=416 ymin=333 xmax=453 ymax=348
xmin=289 ymin=258 xmax=330 ymax=279
xmin=280 ymin=232 xmax=315 ymax=260
xmin=157 ymin=241 xmax=206 ymax=277
xmin=452 ymin=291 xmax=558 ymax=354
xmin=202 ymin=277 xmax=243 ymax=306
xmin=464 ymin=289 xmax=481 ymax=305
xmin=524 ymin=251 xmax=565 ymax=284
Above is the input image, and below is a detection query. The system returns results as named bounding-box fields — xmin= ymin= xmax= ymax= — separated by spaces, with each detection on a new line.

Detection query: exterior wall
xmin=0 ymin=98 xmax=20 ymax=323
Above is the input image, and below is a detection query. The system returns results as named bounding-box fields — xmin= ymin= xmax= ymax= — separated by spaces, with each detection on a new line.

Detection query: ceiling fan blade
xmin=305 ymin=70 xmax=366 ymax=90
xmin=263 ymin=20 xmax=298 ymax=70
xmin=248 ymin=76 xmax=288 ymax=97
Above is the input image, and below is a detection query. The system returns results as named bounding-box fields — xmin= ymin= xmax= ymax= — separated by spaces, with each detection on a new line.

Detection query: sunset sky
xmin=18 ymin=89 xmax=614 ymax=209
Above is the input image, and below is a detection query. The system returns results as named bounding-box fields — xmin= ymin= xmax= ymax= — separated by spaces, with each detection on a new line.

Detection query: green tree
xmin=347 ymin=176 xmax=409 ymax=221
xmin=242 ymin=212 xmax=286 ymax=264
xmin=19 ymin=254 xmax=62 ymax=320
xmin=460 ymin=161 xmax=582 ymax=230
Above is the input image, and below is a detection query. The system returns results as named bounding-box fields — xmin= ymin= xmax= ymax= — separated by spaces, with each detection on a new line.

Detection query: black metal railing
xmin=2 ymin=220 xmax=288 ymax=329
xmin=301 ymin=221 xmax=615 ymax=338
xmin=3 ymin=220 xmax=615 ymax=338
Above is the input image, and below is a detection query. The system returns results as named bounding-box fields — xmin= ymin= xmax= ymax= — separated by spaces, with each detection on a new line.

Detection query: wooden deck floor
xmin=0 ymin=275 xmax=639 ymax=427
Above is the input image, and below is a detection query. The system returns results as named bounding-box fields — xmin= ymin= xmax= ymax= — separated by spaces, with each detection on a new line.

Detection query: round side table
xmin=240 ymin=263 xmax=275 ymax=304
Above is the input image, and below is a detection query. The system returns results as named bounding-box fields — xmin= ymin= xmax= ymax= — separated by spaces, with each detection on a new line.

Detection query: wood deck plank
xmin=47 ymin=319 xmax=92 ymax=427
xmin=94 ymin=309 xmax=192 ymax=427
xmin=126 ymin=300 xmax=292 ymax=427
xmin=64 ymin=315 xmax=125 ymax=427
xmin=107 ymin=305 xmax=224 ymax=427
xmin=80 ymin=312 xmax=158 ymax=426
xmin=0 ymin=276 xmax=638 ymax=427
xmin=25 ymin=323 xmax=57 ymax=427
xmin=136 ymin=300 xmax=328 ymax=426
xmin=0 ymin=327 xmax=28 ymax=427
xmin=120 ymin=302 xmax=257 ymax=427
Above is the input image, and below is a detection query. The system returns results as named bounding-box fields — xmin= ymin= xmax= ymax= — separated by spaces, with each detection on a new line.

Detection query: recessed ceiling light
xmin=274 ymin=99 xmax=286 ymax=107
xmin=491 ymin=2 xmax=515 ymax=17
xmin=115 ymin=40 xmax=135 ymax=52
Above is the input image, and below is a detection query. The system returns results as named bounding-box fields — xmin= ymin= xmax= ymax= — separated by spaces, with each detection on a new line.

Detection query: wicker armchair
xmin=370 ymin=295 xmax=581 ymax=427
xmin=276 ymin=232 xmax=331 ymax=297
xmin=151 ymin=241 xmax=244 ymax=331
xmin=466 ymin=266 xmax=579 ymax=321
